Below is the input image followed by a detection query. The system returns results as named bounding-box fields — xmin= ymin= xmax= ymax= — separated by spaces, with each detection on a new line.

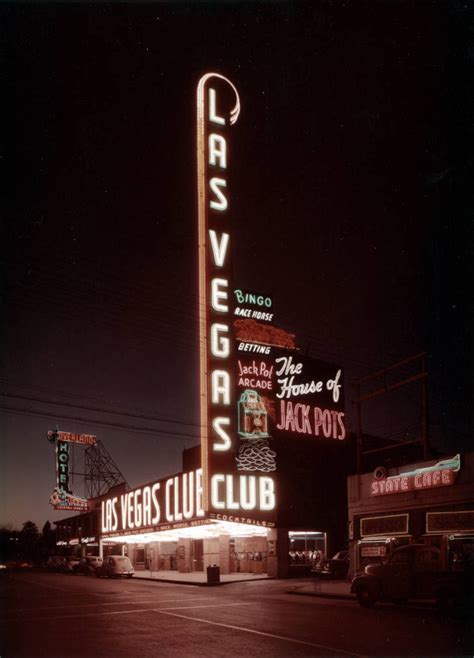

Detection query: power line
xmin=0 ymin=392 xmax=202 ymax=430
xmin=0 ymin=405 xmax=201 ymax=441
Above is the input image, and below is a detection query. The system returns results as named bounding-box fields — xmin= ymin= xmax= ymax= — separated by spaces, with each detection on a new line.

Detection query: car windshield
xmin=113 ymin=557 xmax=129 ymax=564
xmin=333 ymin=552 xmax=347 ymax=560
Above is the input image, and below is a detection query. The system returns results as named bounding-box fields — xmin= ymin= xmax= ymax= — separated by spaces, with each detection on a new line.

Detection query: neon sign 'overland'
xmin=197 ymin=73 xmax=276 ymax=519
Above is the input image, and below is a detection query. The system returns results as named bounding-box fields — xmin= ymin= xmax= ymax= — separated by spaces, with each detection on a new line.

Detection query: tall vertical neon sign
xmin=197 ymin=73 xmax=240 ymax=511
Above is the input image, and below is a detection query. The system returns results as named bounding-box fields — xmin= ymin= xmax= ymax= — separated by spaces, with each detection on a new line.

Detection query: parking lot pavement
xmin=287 ymin=578 xmax=354 ymax=599
xmin=1 ymin=572 xmax=472 ymax=658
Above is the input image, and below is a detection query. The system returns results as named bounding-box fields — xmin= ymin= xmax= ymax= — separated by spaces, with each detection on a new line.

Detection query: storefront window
xmin=448 ymin=535 xmax=474 ymax=571
xmin=288 ymin=531 xmax=326 ymax=566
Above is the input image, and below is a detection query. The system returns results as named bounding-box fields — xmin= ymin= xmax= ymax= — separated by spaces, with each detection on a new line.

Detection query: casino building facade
xmin=55 ymin=440 xmax=354 ymax=579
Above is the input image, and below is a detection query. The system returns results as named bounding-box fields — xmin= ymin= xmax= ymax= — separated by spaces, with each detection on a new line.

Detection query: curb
xmin=287 ymin=588 xmax=354 ymax=601
xmin=133 ymin=575 xmax=272 ymax=587
xmin=286 ymin=590 xmax=356 ymax=601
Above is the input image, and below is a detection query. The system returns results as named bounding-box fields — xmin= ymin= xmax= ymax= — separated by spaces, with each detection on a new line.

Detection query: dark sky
xmin=2 ymin=1 xmax=472 ymax=529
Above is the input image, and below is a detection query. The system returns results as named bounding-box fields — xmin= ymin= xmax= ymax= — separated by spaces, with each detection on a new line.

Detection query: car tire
xmin=127 ymin=574 xmax=133 ymax=578
xmin=356 ymin=585 xmax=376 ymax=608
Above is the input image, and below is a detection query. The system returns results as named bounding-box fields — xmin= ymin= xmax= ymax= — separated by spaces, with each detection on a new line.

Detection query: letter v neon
xmin=209 ymin=230 xmax=230 ymax=267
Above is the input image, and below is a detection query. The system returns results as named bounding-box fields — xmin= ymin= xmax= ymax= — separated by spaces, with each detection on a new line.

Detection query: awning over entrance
xmin=101 ymin=519 xmax=270 ymax=544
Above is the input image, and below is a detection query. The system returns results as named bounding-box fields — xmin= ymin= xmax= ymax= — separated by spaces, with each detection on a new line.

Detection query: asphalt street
xmin=1 ymin=573 xmax=472 ymax=657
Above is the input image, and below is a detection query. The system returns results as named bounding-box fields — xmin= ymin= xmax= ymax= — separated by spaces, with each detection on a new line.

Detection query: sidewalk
xmin=287 ymin=578 xmax=354 ymax=600
xmin=133 ymin=569 xmax=270 ymax=586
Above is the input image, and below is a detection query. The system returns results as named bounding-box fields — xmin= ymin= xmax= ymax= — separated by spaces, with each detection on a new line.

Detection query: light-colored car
xmin=73 ymin=556 xmax=103 ymax=575
xmin=61 ymin=557 xmax=81 ymax=573
xmin=95 ymin=555 xmax=134 ymax=578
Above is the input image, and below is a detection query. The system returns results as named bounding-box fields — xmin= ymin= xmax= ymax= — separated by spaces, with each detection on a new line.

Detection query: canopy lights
xmin=101 ymin=519 xmax=270 ymax=544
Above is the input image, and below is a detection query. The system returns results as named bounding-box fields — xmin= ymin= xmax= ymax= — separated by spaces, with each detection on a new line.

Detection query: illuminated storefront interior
xmin=102 ymin=519 xmax=272 ymax=575
xmin=288 ymin=531 xmax=326 ymax=567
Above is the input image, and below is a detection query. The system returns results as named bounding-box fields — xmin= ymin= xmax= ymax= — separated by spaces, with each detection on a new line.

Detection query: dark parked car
xmin=73 ymin=556 xmax=103 ymax=575
xmin=95 ymin=555 xmax=134 ymax=578
xmin=45 ymin=555 xmax=67 ymax=572
xmin=312 ymin=550 xmax=350 ymax=580
xmin=351 ymin=544 xmax=473 ymax=610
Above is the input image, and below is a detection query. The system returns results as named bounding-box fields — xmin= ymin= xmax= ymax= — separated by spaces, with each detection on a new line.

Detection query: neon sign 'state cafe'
xmin=96 ymin=73 xmax=348 ymax=577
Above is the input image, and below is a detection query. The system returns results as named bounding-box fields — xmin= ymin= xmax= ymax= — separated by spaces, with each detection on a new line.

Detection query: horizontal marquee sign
xmin=102 ymin=469 xmax=205 ymax=536
xmin=48 ymin=430 xmax=97 ymax=446
xmin=370 ymin=454 xmax=460 ymax=497
xmin=101 ymin=468 xmax=276 ymax=537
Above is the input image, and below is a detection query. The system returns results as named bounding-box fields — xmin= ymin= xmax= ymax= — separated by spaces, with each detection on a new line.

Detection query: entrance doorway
xmin=191 ymin=539 xmax=204 ymax=572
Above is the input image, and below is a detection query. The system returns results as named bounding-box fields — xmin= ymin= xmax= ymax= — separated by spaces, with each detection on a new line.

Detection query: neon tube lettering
xmin=183 ymin=472 xmax=194 ymax=520
xmin=209 ymin=177 xmax=228 ymax=211
xmin=173 ymin=476 xmax=183 ymax=521
xmin=260 ymin=477 xmax=276 ymax=510
xmin=211 ymin=370 xmax=230 ymax=405
xmin=196 ymin=468 xmax=205 ymax=517
xmin=212 ymin=417 xmax=231 ymax=451
xmin=211 ymin=323 xmax=230 ymax=358
xmin=211 ymin=278 xmax=228 ymax=312
xmin=240 ymin=475 xmax=257 ymax=510
xmin=151 ymin=483 xmax=161 ymax=524
xmin=165 ymin=478 xmax=173 ymax=522
xmin=211 ymin=474 xmax=226 ymax=509
xmin=225 ymin=475 xmax=240 ymax=510
xmin=208 ymin=88 xmax=225 ymax=125
xmin=209 ymin=230 xmax=229 ymax=267
xmin=142 ymin=487 xmax=151 ymax=526
xmin=208 ymin=134 xmax=227 ymax=168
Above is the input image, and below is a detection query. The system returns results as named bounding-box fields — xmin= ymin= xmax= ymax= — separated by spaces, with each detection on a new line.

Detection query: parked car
xmin=60 ymin=557 xmax=81 ymax=573
xmin=312 ymin=550 xmax=350 ymax=580
xmin=0 ymin=561 xmax=33 ymax=572
xmin=95 ymin=555 xmax=134 ymax=578
xmin=351 ymin=544 xmax=473 ymax=611
xmin=45 ymin=555 xmax=67 ymax=572
xmin=73 ymin=556 xmax=103 ymax=576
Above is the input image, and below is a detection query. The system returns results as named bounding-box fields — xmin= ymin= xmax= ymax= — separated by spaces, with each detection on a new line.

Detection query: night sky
xmin=2 ymin=2 xmax=472 ymax=529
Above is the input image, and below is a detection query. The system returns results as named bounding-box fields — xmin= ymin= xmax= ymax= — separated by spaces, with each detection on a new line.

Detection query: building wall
xmin=347 ymin=452 xmax=474 ymax=577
